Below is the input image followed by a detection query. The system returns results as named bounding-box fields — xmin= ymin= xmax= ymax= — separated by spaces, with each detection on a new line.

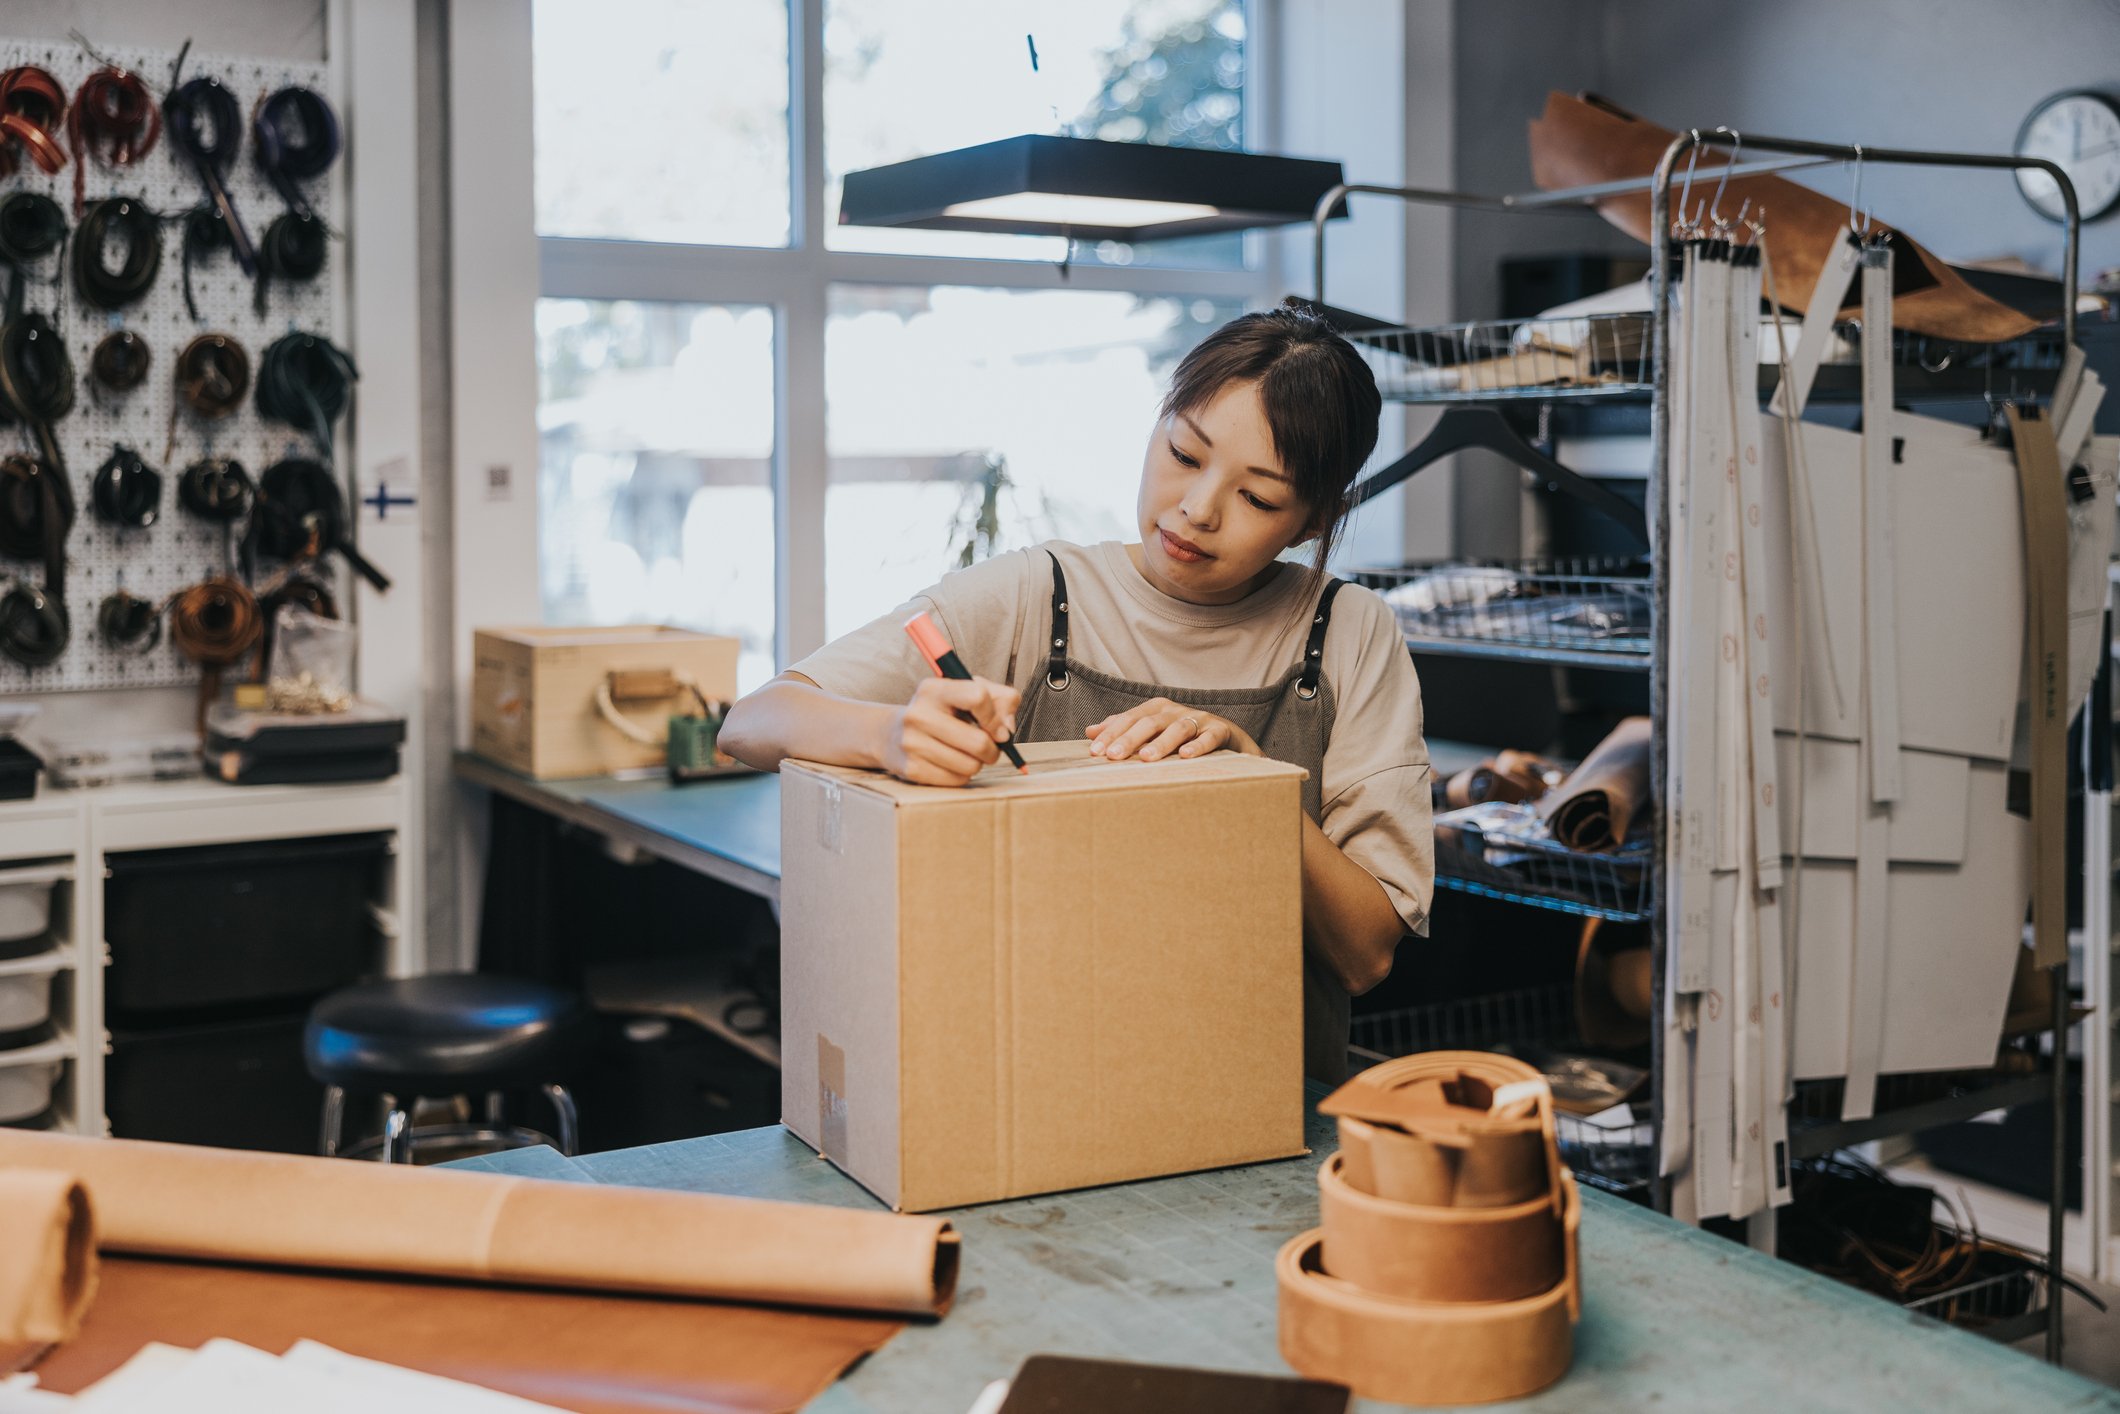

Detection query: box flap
xmin=785 ymin=739 xmax=1307 ymax=806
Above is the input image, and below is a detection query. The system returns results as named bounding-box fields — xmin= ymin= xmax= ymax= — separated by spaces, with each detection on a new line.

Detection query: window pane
xmin=538 ymin=300 xmax=778 ymax=693
xmin=824 ymin=286 xmax=1245 ymax=639
xmin=825 ymin=0 xmax=1246 ymax=269
xmin=534 ymin=0 xmax=791 ymax=247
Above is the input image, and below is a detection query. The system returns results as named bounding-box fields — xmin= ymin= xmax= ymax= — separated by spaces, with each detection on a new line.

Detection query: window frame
xmin=531 ymin=0 xmax=1285 ymax=666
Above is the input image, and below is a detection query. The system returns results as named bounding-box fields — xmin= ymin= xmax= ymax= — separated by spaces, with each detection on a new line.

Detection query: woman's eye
xmin=1169 ymin=442 xmax=1199 ymax=468
xmin=1242 ymin=490 xmax=1279 ymax=512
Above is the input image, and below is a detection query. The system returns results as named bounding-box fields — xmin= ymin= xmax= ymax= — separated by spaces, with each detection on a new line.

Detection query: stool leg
xmin=542 ymin=1083 xmax=578 ymax=1157
xmin=485 ymin=1090 xmax=506 ymax=1127
xmin=381 ymin=1098 xmax=411 ymax=1164
xmin=319 ymin=1085 xmax=346 ymax=1158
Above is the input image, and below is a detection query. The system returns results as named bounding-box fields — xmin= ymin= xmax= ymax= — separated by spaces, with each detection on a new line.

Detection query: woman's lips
xmin=1159 ymin=528 xmax=1212 ymax=563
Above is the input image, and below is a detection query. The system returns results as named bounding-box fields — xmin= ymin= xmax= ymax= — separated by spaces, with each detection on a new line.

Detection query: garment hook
xmin=1707 ymin=127 xmax=1742 ymax=231
xmin=1674 ymin=130 xmax=1705 ymax=237
xmin=1847 ymin=144 xmax=1870 ymax=238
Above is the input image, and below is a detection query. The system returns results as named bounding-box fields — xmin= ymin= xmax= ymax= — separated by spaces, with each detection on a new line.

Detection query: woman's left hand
xmin=1086 ymin=697 xmax=1261 ymax=762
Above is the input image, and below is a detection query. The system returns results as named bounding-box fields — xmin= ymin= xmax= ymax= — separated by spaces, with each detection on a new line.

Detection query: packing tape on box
xmin=1321 ymin=1051 xmax=1560 ymax=1210
xmin=0 ymin=1169 xmax=97 ymax=1350
xmin=1317 ymin=1152 xmax=1564 ymax=1303
xmin=1278 ymin=1172 xmax=1580 ymax=1407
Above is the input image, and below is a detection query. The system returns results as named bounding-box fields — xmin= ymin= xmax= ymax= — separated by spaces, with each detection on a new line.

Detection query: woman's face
xmin=1135 ymin=379 xmax=1317 ymax=605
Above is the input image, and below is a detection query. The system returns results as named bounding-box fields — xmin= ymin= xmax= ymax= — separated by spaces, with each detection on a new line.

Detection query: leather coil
xmin=254 ymin=332 xmax=357 ymax=459
xmin=178 ymin=203 xmax=230 ymax=323
xmin=250 ymin=456 xmax=390 ymax=592
xmin=72 ymin=197 xmax=163 ymax=310
xmin=67 ymin=67 xmax=161 ymax=217
xmin=251 ymin=87 xmax=340 ymax=218
xmin=173 ymin=334 xmax=249 ymax=418
xmin=162 ymin=57 xmax=255 ymax=277
xmin=95 ymin=588 xmax=161 ymax=653
xmin=0 ymin=314 xmax=76 ymax=597
xmin=177 ymin=456 xmax=252 ymax=521
xmin=252 ymin=210 xmax=327 ymax=317
xmin=1316 ymin=1151 xmax=1565 ymax=1303
xmin=89 ymin=330 xmax=152 ymax=393
xmin=1321 ymin=1051 xmax=1560 ymax=1210
xmin=169 ymin=576 xmax=262 ymax=729
xmin=0 ymin=67 xmax=68 ymax=177
xmin=0 ymin=194 xmax=66 ymax=322
xmin=91 ymin=446 xmax=161 ymax=529
xmin=0 ymin=580 xmax=68 ymax=668
xmin=0 ymin=456 xmax=72 ymax=588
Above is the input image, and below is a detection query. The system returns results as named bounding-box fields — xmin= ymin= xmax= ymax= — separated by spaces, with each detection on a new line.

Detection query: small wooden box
xmin=471 ymin=626 xmax=740 ymax=779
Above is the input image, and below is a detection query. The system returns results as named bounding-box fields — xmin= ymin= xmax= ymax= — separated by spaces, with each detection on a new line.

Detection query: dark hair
xmin=1158 ymin=297 xmax=1382 ymax=574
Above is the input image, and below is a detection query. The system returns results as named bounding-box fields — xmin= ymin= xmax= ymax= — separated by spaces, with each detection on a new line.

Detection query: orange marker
xmin=904 ymin=611 xmax=1029 ymax=774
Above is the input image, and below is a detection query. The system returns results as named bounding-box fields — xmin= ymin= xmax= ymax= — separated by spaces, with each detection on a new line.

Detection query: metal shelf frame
xmin=1309 ymin=130 xmax=2088 ymax=1363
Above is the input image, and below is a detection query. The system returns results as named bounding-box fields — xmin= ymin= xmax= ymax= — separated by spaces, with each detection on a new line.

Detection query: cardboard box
xmin=471 ymin=626 xmax=739 ymax=779
xmin=780 ymin=739 xmax=1309 ymax=1212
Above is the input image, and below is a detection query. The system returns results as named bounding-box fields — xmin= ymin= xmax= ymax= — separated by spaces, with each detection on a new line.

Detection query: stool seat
xmin=304 ymin=974 xmax=592 ymax=1096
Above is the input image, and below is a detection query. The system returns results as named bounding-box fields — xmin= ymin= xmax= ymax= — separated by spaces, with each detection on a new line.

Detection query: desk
xmin=452 ymin=1107 xmax=2120 ymax=1414
xmin=454 ymin=751 xmax=780 ymax=902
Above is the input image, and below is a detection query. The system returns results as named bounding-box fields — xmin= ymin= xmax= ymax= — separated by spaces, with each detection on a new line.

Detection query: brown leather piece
xmin=0 ymin=1171 xmax=95 ymax=1350
xmin=32 ymin=1256 xmax=902 ymax=1414
xmin=1527 ymin=92 xmax=2043 ymax=344
xmin=1575 ymin=917 xmax=1653 ymax=1049
xmin=1537 ymin=715 xmax=1652 ymax=853
xmin=1323 ymin=1053 xmax=1555 ymax=1209
xmin=1441 ymin=750 xmax=1561 ymax=810
xmin=1318 ymin=1155 xmax=1564 ymax=1303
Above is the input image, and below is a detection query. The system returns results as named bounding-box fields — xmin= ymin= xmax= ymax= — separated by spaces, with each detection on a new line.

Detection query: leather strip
xmin=170 ymin=577 xmax=263 ymax=732
xmin=1672 ymin=239 xmax=1720 ymax=995
xmin=0 ymin=67 xmax=68 ymax=178
xmin=1295 ymin=579 xmax=1345 ymax=697
xmin=0 ymin=1169 xmax=95 ymax=1350
xmin=172 ymin=333 xmax=250 ymax=417
xmin=255 ymin=331 xmax=358 ymax=460
xmin=1859 ymin=245 xmax=1902 ymax=803
xmin=95 ymin=589 xmax=162 ymax=653
xmin=178 ymin=203 xmax=231 ymax=323
xmin=250 ymin=456 xmax=391 ymax=592
xmin=2008 ymin=404 xmax=2070 ymax=971
xmin=1773 ymin=234 xmax=1862 ymax=422
xmin=177 ymin=456 xmax=253 ymax=521
xmin=0 ymin=312 xmax=75 ymax=599
xmin=1046 ymin=551 xmax=1070 ymax=687
xmin=89 ymin=330 xmax=151 ymax=393
xmin=71 ymin=196 xmax=162 ymax=310
xmin=162 ymin=58 xmax=256 ymax=277
xmin=0 ymin=581 xmax=68 ymax=668
xmin=67 ymin=67 xmax=160 ymax=218
xmin=1317 ymin=1153 xmax=1564 ymax=1303
xmin=1320 ymin=1051 xmax=1559 ymax=1212
xmin=1276 ymin=1183 xmax=1578 ymax=1407
xmin=252 ymin=210 xmax=328 ymax=317
xmin=90 ymin=446 xmax=162 ymax=529
xmin=251 ymin=86 xmax=341 ymax=219
xmin=0 ymin=193 xmax=66 ymax=324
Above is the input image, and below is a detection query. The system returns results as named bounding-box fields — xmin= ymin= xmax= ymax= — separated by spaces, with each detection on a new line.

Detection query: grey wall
xmin=5 ymin=0 xmax=326 ymax=60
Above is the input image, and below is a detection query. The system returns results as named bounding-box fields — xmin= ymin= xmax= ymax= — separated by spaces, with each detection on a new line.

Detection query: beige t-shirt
xmin=788 ymin=540 xmax=1434 ymax=937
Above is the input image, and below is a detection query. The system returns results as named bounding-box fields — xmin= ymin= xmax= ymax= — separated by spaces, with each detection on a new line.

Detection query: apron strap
xmin=1046 ymin=551 xmax=1071 ymax=689
xmin=1297 ymin=578 xmax=1348 ymax=699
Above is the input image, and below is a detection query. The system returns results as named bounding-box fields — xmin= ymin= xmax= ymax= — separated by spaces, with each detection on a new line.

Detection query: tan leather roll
xmin=0 ymin=1129 xmax=956 ymax=1318
xmin=1278 ymin=1178 xmax=1580 ymax=1407
xmin=0 ymin=1169 xmax=97 ymax=1349
xmin=1318 ymin=1153 xmax=1563 ymax=1303
xmin=1537 ymin=715 xmax=1652 ymax=853
xmin=1323 ymin=1051 xmax=1557 ymax=1208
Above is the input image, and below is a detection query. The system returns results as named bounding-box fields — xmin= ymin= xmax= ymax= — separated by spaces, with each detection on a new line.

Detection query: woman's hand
xmin=1086 ymin=697 xmax=1260 ymax=762
xmin=879 ymin=675 xmax=1022 ymax=786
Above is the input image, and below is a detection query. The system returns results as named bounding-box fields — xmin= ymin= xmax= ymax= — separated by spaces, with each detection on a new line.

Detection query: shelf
xmin=1433 ymin=830 xmax=1652 ymax=923
xmin=0 ymin=944 xmax=77 ymax=979
xmin=1403 ymin=635 xmax=1651 ymax=672
xmin=1788 ymin=1071 xmax=2050 ymax=1159
xmin=1355 ymin=559 xmax=1654 ymax=674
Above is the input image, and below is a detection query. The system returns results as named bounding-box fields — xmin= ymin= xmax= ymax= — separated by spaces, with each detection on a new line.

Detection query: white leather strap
xmin=1859 ymin=244 xmax=1902 ymax=803
xmin=1774 ymin=235 xmax=1862 ymax=421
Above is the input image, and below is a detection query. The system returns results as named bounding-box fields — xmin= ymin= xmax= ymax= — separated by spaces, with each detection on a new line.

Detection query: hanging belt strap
xmin=2008 ymin=404 xmax=2070 ymax=971
xmin=1045 ymin=553 xmax=1071 ymax=688
xmin=1859 ymin=243 xmax=1902 ymax=803
xmin=1773 ymin=233 xmax=1862 ymax=422
xmin=1297 ymin=578 xmax=1347 ymax=699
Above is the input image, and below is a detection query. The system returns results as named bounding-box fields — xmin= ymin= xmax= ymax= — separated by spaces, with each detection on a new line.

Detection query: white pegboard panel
xmin=0 ymin=36 xmax=343 ymax=694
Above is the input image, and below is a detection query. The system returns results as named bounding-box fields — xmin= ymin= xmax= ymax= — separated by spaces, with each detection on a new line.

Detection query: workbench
xmin=452 ymin=1103 xmax=2120 ymax=1413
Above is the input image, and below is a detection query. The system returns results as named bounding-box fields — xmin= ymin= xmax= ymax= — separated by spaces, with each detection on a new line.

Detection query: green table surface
xmin=452 ymin=1103 xmax=2120 ymax=1413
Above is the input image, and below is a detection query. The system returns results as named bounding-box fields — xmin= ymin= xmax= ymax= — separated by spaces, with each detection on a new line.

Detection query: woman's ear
xmin=1287 ymin=497 xmax=1342 ymax=550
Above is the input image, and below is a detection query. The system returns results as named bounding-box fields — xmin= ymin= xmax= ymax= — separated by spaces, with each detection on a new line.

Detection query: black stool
xmin=303 ymin=974 xmax=593 ymax=1163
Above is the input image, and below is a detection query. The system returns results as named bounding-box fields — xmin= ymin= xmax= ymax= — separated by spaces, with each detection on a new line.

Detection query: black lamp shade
xmin=837 ymin=134 xmax=1349 ymax=242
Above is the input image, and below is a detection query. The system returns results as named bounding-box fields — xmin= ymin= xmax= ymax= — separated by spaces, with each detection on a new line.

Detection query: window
xmin=532 ymin=2 xmax=1275 ymax=669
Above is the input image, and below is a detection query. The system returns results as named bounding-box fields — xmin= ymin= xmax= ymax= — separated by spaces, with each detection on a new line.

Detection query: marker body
xmin=903 ymin=612 xmax=1030 ymax=773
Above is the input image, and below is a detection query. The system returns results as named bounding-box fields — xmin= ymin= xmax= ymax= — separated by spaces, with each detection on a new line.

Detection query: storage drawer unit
xmin=106 ymin=1014 xmax=323 ymax=1154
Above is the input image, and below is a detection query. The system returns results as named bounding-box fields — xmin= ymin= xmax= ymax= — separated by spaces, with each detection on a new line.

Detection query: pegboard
xmin=0 ymin=36 xmax=344 ymax=694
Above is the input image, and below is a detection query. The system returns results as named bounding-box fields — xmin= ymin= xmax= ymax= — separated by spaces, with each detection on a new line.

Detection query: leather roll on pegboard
xmin=249 ymin=456 xmax=390 ymax=592
xmin=95 ymin=589 xmax=161 ymax=653
xmin=91 ymin=446 xmax=161 ymax=529
xmin=89 ymin=330 xmax=151 ymax=393
xmin=67 ymin=65 xmax=161 ymax=218
xmin=177 ymin=455 xmax=252 ymax=521
xmin=172 ymin=333 xmax=249 ymax=419
xmin=1317 ymin=1152 xmax=1565 ymax=1304
xmin=0 ymin=580 xmax=68 ymax=668
xmin=0 ymin=192 xmax=66 ymax=321
xmin=251 ymin=86 xmax=341 ymax=219
xmin=0 ymin=455 xmax=72 ymax=577
xmin=0 ymin=66 xmax=69 ymax=178
xmin=163 ymin=61 xmax=254 ymax=276
xmin=1322 ymin=1051 xmax=1558 ymax=1209
xmin=1277 ymin=1181 xmax=1580 ymax=1409
xmin=72 ymin=196 xmax=162 ymax=310
xmin=253 ymin=210 xmax=327 ymax=317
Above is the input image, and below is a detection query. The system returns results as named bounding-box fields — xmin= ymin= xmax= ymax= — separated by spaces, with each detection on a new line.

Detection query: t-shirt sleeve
xmin=784 ymin=549 xmax=1034 ymax=703
xmin=1318 ymin=585 xmax=1434 ymax=937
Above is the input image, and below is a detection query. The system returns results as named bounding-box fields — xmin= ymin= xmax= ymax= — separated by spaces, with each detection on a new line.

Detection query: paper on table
xmin=67 ymin=1338 xmax=567 ymax=1414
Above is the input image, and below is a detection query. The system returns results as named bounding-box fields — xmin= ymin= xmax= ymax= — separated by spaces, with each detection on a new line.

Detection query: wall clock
xmin=2014 ymin=89 xmax=2120 ymax=223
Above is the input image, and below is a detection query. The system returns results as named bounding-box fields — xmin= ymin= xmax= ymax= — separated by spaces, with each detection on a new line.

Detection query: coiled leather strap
xmin=163 ymin=50 xmax=254 ymax=277
xmin=178 ymin=456 xmax=252 ymax=521
xmin=73 ymin=196 xmax=162 ymax=309
xmin=0 ymin=194 xmax=66 ymax=323
xmin=178 ymin=203 xmax=229 ymax=323
xmin=253 ymin=210 xmax=327 ymax=317
xmin=170 ymin=576 xmax=262 ymax=729
xmin=91 ymin=446 xmax=162 ymax=528
xmin=0 ymin=313 xmax=75 ymax=597
xmin=0 ymin=580 xmax=67 ymax=668
xmin=0 ymin=455 xmax=72 ymax=598
xmin=0 ymin=67 xmax=68 ymax=178
xmin=250 ymin=456 xmax=391 ymax=592
xmin=96 ymin=588 xmax=161 ymax=653
xmin=255 ymin=332 xmax=357 ymax=459
xmin=173 ymin=333 xmax=249 ymax=417
xmin=251 ymin=87 xmax=340 ymax=219
xmin=67 ymin=67 xmax=160 ymax=217
xmin=90 ymin=330 xmax=151 ymax=393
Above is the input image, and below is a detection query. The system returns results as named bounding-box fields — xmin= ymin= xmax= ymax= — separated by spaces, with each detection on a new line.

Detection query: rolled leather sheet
xmin=1317 ymin=1154 xmax=1564 ymax=1303
xmin=1537 ymin=715 xmax=1652 ymax=854
xmin=1526 ymin=92 xmax=2047 ymax=344
xmin=1278 ymin=1178 xmax=1580 ymax=1407
xmin=0 ymin=1169 xmax=96 ymax=1350
xmin=0 ymin=1130 xmax=958 ymax=1318
xmin=1323 ymin=1051 xmax=1556 ymax=1208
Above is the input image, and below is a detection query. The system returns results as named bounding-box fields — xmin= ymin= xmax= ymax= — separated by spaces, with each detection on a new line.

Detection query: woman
xmin=722 ymin=300 xmax=1433 ymax=1080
